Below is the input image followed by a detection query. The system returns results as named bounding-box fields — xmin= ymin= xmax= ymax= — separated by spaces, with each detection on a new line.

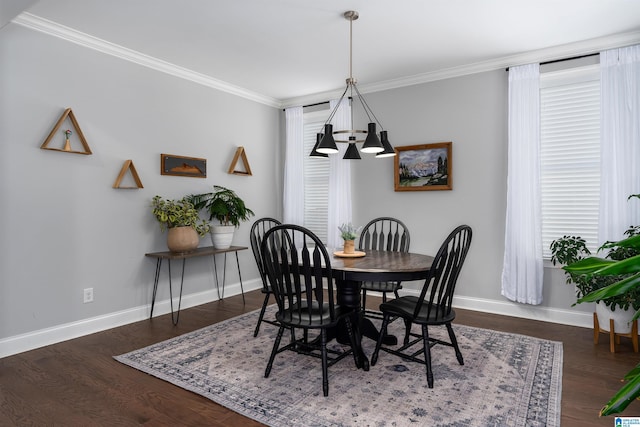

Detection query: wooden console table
xmin=145 ymin=245 xmax=248 ymax=325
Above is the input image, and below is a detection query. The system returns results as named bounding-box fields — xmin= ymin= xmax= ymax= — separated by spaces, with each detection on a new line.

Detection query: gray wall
xmin=350 ymin=70 xmax=590 ymax=321
xmin=0 ymin=24 xmax=281 ymax=344
xmin=0 ymin=21 xmax=589 ymax=356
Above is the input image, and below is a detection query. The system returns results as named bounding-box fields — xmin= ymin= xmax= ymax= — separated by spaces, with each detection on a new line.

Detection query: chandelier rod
xmin=324 ymin=84 xmax=349 ymax=127
xmin=353 ymin=81 xmax=383 ymax=129
xmin=348 ymin=11 xmax=354 ymax=82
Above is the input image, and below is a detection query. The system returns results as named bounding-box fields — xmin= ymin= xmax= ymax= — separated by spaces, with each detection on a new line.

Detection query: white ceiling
xmin=8 ymin=0 xmax=640 ymax=106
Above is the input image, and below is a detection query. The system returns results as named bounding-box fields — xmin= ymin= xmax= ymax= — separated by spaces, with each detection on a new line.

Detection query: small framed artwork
xmin=160 ymin=154 xmax=207 ymax=178
xmin=394 ymin=142 xmax=452 ymax=191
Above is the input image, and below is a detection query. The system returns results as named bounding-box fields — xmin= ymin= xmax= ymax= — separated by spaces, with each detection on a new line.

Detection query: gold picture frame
xmin=394 ymin=142 xmax=452 ymax=191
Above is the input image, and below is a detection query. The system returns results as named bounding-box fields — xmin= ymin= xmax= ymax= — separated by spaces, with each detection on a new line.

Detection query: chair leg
xmin=361 ymin=289 xmax=368 ymax=312
xmin=265 ymin=325 xmax=285 ymax=378
xmin=446 ymin=323 xmax=464 ymax=365
xmin=371 ymin=314 xmax=391 ymax=366
xmin=403 ymin=318 xmax=412 ymax=345
xmin=253 ymin=292 xmax=271 ymax=337
xmin=380 ymin=314 xmax=389 ymax=339
xmin=320 ymin=329 xmax=329 ymax=397
xmin=422 ymin=324 xmax=434 ymax=388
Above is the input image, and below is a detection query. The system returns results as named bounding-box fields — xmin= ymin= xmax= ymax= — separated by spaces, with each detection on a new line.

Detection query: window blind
xmin=303 ymin=110 xmax=330 ymax=242
xmin=540 ymin=65 xmax=600 ymax=257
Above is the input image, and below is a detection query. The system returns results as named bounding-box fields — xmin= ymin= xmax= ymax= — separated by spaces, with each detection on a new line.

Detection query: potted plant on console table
xmin=187 ymin=185 xmax=254 ymax=249
xmin=151 ymin=195 xmax=210 ymax=253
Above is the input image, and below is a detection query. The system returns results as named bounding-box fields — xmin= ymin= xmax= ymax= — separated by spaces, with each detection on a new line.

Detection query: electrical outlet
xmin=83 ymin=288 xmax=94 ymax=303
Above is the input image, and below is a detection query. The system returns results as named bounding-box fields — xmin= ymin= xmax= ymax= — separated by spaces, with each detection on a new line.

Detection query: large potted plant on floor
xmin=187 ymin=185 xmax=254 ymax=249
xmin=151 ymin=195 xmax=210 ymax=253
xmin=557 ymin=194 xmax=640 ymax=416
xmin=551 ymin=230 xmax=640 ymax=335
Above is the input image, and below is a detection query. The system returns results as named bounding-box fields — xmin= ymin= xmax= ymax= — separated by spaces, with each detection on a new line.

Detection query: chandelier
xmin=310 ymin=11 xmax=395 ymax=159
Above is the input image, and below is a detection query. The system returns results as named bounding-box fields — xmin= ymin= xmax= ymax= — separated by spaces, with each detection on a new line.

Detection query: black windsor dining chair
xmin=261 ymin=224 xmax=361 ymax=397
xmin=358 ymin=217 xmax=411 ymax=318
xmin=370 ymin=225 xmax=472 ymax=388
xmin=249 ymin=217 xmax=282 ymax=337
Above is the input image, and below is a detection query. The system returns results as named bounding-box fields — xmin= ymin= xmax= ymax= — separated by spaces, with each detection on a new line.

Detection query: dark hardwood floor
xmin=1 ymin=289 xmax=639 ymax=426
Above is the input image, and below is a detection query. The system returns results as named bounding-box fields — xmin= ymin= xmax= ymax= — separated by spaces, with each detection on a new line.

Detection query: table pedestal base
xmin=331 ymin=279 xmax=399 ymax=370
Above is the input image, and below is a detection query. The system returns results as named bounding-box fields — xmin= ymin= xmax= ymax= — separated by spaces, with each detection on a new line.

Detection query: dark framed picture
xmin=160 ymin=154 xmax=207 ymax=178
xmin=394 ymin=142 xmax=452 ymax=191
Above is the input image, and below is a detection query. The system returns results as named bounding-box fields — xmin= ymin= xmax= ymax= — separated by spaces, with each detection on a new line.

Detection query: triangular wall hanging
xmin=227 ymin=146 xmax=252 ymax=176
xmin=41 ymin=108 xmax=92 ymax=155
xmin=113 ymin=160 xmax=144 ymax=189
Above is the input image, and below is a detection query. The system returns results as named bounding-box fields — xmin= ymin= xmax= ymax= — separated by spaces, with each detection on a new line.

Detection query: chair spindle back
xmin=250 ymin=218 xmax=282 ymax=291
xmin=359 ymin=217 xmax=410 ymax=253
xmin=261 ymin=224 xmax=336 ymax=325
xmin=415 ymin=225 xmax=472 ymax=319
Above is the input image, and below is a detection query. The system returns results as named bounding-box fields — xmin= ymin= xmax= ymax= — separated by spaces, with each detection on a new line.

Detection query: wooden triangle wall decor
xmin=41 ymin=108 xmax=92 ymax=155
xmin=227 ymin=146 xmax=252 ymax=176
xmin=113 ymin=160 xmax=144 ymax=189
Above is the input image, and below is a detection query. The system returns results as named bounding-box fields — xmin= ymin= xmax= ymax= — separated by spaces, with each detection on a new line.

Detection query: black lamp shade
xmin=316 ymin=124 xmax=339 ymax=154
xmin=310 ymin=133 xmax=329 ymax=157
xmin=361 ymin=123 xmax=384 ymax=153
xmin=343 ymin=143 xmax=361 ymax=159
xmin=375 ymin=130 xmax=396 ymax=158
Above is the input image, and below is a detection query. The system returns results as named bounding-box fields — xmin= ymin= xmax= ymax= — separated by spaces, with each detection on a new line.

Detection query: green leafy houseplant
xmin=151 ymin=195 xmax=210 ymax=236
xmin=338 ymin=223 xmax=361 ymax=241
xmin=550 ymin=232 xmax=640 ymax=311
xmin=560 ymin=194 xmax=640 ymax=416
xmin=187 ymin=185 xmax=254 ymax=227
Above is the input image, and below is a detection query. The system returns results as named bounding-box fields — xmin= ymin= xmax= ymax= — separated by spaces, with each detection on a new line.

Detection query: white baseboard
xmin=0 ymin=279 xmax=262 ymax=359
xmin=451 ymin=295 xmax=593 ymax=328
xmin=389 ymin=288 xmax=594 ymax=329
xmin=1 ymin=281 xmax=592 ymax=359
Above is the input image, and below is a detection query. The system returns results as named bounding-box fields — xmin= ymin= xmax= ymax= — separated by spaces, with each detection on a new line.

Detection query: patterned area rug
xmin=115 ymin=306 xmax=562 ymax=427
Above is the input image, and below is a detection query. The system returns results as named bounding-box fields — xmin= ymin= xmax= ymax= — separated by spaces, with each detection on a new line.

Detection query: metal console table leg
xmin=146 ymin=246 xmax=249 ymax=324
xmin=150 ymin=258 xmax=162 ymax=318
xmin=149 ymin=258 xmax=186 ymax=325
xmin=213 ymin=251 xmax=246 ymax=303
xmin=167 ymin=259 xmax=186 ymax=325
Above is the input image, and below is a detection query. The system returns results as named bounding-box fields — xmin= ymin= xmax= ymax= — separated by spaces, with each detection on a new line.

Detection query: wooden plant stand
xmin=594 ymin=312 xmax=639 ymax=353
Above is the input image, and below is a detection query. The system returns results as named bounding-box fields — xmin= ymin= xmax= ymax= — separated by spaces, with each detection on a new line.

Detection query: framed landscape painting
xmin=394 ymin=142 xmax=452 ymax=191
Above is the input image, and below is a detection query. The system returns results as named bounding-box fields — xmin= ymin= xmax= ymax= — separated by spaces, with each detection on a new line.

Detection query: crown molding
xmin=13 ymin=12 xmax=640 ymax=110
xmin=281 ymin=30 xmax=640 ymax=108
xmin=11 ymin=12 xmax=281 ymax=108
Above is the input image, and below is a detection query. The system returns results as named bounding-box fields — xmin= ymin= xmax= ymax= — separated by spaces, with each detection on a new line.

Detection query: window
xmin=540 ymin=64 xmax=600 ymax=257
xmin=303 ymin=108 xmax=330 ymax=242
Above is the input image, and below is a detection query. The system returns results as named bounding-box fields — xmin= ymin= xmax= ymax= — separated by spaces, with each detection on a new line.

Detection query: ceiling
xmin=7 ymin=0 xmax=640 ymax=106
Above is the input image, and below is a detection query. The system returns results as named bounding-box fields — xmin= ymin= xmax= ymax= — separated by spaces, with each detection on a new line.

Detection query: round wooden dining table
xmin=328 ymin=249 xmax=434 ymax=370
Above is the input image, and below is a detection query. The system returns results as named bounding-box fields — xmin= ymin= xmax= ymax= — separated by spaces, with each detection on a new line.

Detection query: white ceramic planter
xmin=595 ymin=301 xmax=635 ymax=334
xmin=211 ymin=225 xmax=235 ymax=249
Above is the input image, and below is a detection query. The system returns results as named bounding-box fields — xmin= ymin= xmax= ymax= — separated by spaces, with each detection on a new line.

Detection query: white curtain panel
xmin=501 ymin=63 xmax=544 ymax=305
xmin=327 ymin=98 xmax=353 ymax=249
xmin=283 ymin=106 xmax=304 ymax=225
xmin=598 ymin=44 xmax=640 ymax=244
